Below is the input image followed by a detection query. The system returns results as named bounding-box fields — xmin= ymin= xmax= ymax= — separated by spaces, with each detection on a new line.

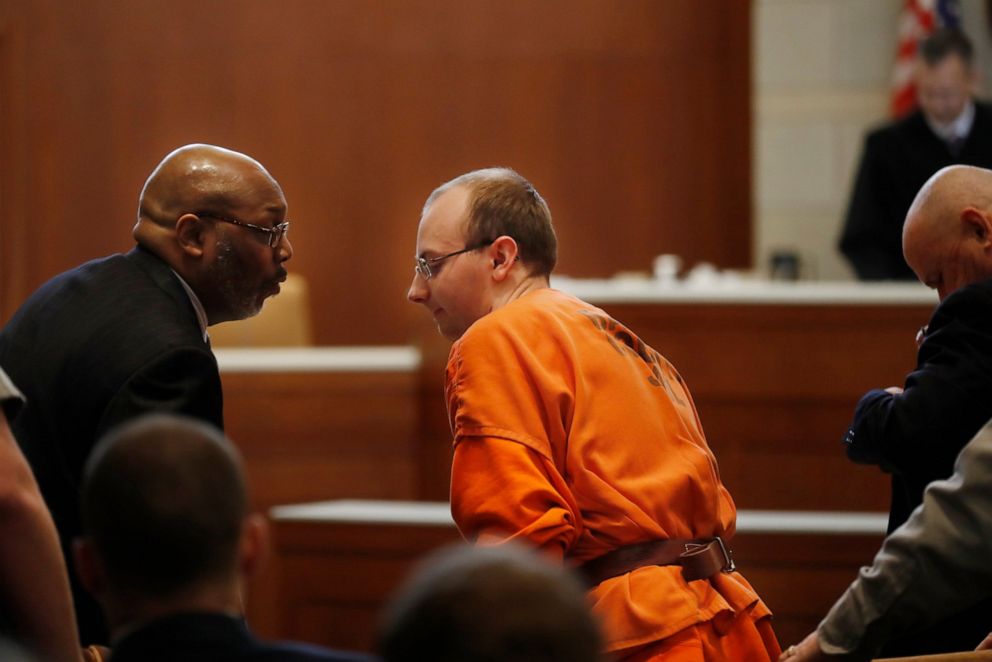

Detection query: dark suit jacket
xmin=0 ymin=246 xmax=223 ymax=645
xmin=839 ymin=101 xmax=992 ymax=280
xmin=110 ymin=613 xmax=377 ymax=662
xmin=843 ymin=278 xmax=992 ymax=655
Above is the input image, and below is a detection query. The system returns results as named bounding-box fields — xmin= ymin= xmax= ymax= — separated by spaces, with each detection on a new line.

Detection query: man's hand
xmin=977 ymin=631 xmax=992 ymax=650
xmin=780 ymin=632 xmax=832 ymax=662
xmin=884 ymin=386 xmax=904 ymax=395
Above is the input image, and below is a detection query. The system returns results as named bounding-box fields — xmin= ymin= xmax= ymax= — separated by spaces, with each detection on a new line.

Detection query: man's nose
xmin=408 ymin=272 xmax=428 ymax=303
xmin=277 ymin=235 xmax=293 ymax=261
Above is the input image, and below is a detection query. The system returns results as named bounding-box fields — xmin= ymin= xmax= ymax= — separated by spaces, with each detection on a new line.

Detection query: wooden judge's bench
xmin=219 ymin=279 xmax=937 ymax=652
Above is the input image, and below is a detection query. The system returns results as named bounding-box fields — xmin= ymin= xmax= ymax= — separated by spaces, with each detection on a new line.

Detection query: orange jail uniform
xmin=445 ymin=288 xmax=780 ymax=661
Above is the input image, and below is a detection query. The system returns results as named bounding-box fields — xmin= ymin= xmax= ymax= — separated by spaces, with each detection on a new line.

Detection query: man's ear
xmin=175 ymin=213 xmax=208 ymax=258
xmin=238 ymin=514 xmax=270 ymax=581
xmin=961 ymin=207 xmax=992 ymax=248
xmin=72 ymin=537 xmax=106 ymax=599
xmin=490 ymin=235 xmax=520 ymax=282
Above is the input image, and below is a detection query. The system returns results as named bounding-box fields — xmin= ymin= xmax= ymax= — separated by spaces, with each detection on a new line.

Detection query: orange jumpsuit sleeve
xmin=450 ymin=437 xmax=582 ymax=559
xmin=446 ymin=315 xmax=583 ymax=556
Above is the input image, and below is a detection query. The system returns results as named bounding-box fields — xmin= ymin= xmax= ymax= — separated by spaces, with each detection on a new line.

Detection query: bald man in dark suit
xmin=0 ymin=144 xmax=293 ymax=645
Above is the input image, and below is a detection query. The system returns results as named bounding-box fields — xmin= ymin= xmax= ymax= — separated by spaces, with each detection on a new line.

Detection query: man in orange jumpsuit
xmin=407 ymin=168 xmax=780 ymax=661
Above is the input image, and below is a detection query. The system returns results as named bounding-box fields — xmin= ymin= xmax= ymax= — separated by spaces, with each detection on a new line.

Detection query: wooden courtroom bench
xmin=254 ymin=499 xmax=887 ymax=654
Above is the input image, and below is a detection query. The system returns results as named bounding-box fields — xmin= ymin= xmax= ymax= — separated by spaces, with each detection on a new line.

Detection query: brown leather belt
xmin=576 ymin=537 xmax=735 ymax=587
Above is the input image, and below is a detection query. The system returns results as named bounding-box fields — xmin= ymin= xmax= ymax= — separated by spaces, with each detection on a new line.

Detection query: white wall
xmin=753 ymin=0 xmax=992 ymax=281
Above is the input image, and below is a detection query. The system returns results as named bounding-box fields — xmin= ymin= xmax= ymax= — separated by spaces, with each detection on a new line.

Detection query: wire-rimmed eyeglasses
xmin=196 ymin=212 xmax=290 ymax=248
xmin=415 ymin=240 xmax=493 ymax=280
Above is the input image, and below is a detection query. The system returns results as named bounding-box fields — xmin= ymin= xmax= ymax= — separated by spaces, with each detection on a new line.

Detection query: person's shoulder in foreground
xmin=0 ymin=367 xmax=83 ymax=662
xmin=109 ymin=612 xmax=375 ymax=662
xmin=784 ymin=419 xmax=992 ymax=661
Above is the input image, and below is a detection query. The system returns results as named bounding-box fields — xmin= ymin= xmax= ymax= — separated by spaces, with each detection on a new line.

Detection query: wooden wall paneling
xmin=0 ymin=0 xmax=753 ymax=345
xmin=700 ymin=399 xmax=892 ymax=511
xmin=0 ymin=12 xmax=8 ymax=319
xmin=0 ymin=3 xmax=28 ymax=322
xmin=221 ymin=370 xmax=421 ymax=510
xmin=257 ymin=517 xmax=461 ymax=645
xmin=413 ymin=318 xmax=455 ymax=501
xmin=598 ymin=304 xmax=928 ymax=400
xmin=733 ymin=533 xmax=883 ymax=648
xmin=597 ymin=302 xmax=931 ymax=511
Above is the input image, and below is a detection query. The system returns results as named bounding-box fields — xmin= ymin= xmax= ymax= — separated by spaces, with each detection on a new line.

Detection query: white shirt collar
xmin=926 ymin=100 xmax=975 ymax=143
xmin=170 ymin=270 xmax=210 ymax=343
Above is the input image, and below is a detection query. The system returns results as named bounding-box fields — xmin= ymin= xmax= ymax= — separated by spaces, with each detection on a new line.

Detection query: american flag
xmin=890 ymin=0 xmax=962 ymax=118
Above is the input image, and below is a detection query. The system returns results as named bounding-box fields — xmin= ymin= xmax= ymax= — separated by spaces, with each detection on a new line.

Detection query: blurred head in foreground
xmin=378 ymin=543 xmax=603 ymax=662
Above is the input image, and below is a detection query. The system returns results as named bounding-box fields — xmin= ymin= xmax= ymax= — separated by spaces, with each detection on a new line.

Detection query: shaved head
xmin=136 ymin=144 xmax=283 ymax=238
xmin=903 ymin=165 xmax=992 ymax=300
xmin=907 ymin=166 xmax=992 ymax=223
xmin=131 ymin=144 xmax=292 ymax=324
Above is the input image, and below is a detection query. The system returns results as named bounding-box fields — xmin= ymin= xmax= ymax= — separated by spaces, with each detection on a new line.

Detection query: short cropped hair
xmin=425 ymin=168 xmax=558 ymax=277
xmin=919 ymin=28 xmax=973 ymax=67
xmin=378 ymin=543 xmax=603 ymax=662
xmin=80 ymin=414 xmax=246 ymax=598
